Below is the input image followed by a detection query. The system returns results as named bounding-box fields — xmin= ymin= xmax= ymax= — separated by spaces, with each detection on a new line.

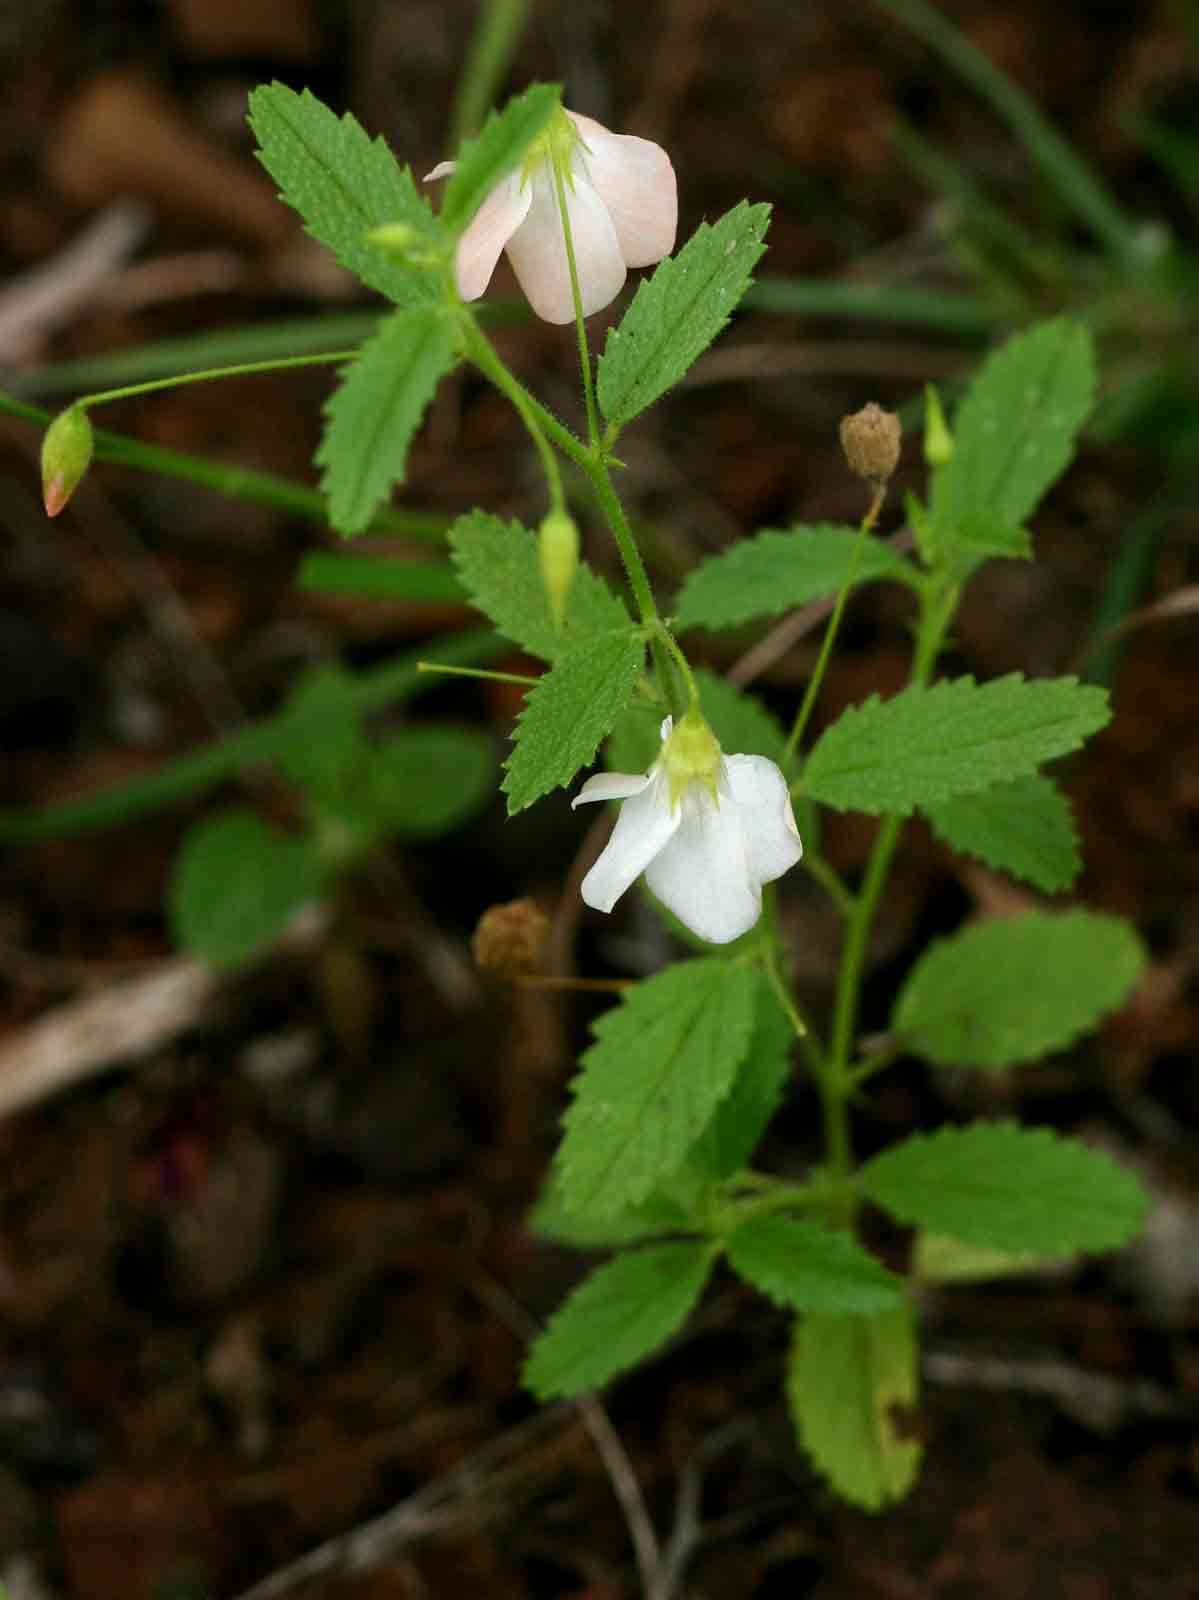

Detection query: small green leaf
xmin=317 ymin=308 xmax=456 ymax=536
xmin=597 ymin=201 xmax=771 ymax=431
xmin=298 ymin=553 xmax=466 ymax=605
xmin=788 ymin=1305 xmax=922 ymax=1511
xmin=950 ymin=511 xmax=1033 ymax=567
xmin=358 ymin=725 xmax=494 ymax=836
xmin=449 ymin=511 xmax=631 ymax=661
xmin=861 ymin=1123 xmax=1148 ymax=1256
xmin=924 ymin=774 xmax=1081 ymax=893
xmin=248 ymin=84 xmax=439 ymax=308
xmin=169 ymin=809 xmax=323 ymax=968
xmin=930 ymin=319 xmax=1096 ymax=568
xmin=276 ymin=664 xmax=365 ymax=804
xmin=502 ymin=631 xmax=644 ymax=813
xmin=440 ymin=83 xmax=560 ymax=232
xmin=913 ymin=1232 xmax=1070 ymax=1284
xmin=673 ymin=525 xmax=919 ymax=634
xmin=556 ymin=959 xmax=760 ymax=1217
xmin=524 ymin=1241 xmax=714 ymax=1398
xmin=803 ymin=674 xmax=1110 ymax=817
xmin=688 ymin=980 xmax=795 ymax=1179
xmin=727 ymin=1216 xmax=903 ymax=1314
xmin=893 ymin=910 xmax=1145 ymax=1069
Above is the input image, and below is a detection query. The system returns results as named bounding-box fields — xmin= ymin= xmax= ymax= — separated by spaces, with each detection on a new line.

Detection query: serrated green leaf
xmin=523 ymin=1241 xmax=714 ymax=1398
xmin=449 ymin=511 xmax=631 ymax=661
xmin=924 ymin=774 xmax=1081 ymax=893
xmin=360 ymin=725 xmax=494 ymax=836
xmin=861 ymin=1123 xmax=1148 ymax=1255
xmin=606 ymin=668 xmax=785 ymax=776
xmin=804 ymin=674 xmax=1110 ymax=817
xmin=317 ymin=308 xmax=455 ymax=536
xmin=168 ymin=809 xmax=323 ymax=968
xmin=688 ymin=979 xmax=795 ymax=1178
xmin=502 ymin=631 xmax=644 ymax=813
xmin=298 ymin=553 xmax=465 ymax=605
xmin=788 ymin=1305 xmax=921 ymax=1511
xmin=727 ymin=1216 xmax=903 ymax=1314
xmin=597 ymin=201 xmax=770 ymax=430
xmin=673 ymin=525 xmax=919 ymax=634
xmin=556 ymin=959 xmax=759 ymax=1217
xmin=535 ymin=981 xmax=792 ymax=1246
xmin=893 ymin=910 xmax=1145 ymax=1069
xmin=930 ymin=319 xmax=1095 ymax=568
xmin=440 ymin=83 xmax=560 ymax=232
xmin=913 ymin=1232 xmax=1070 ymax=1284
xmin=248 ymin=84 xmax=439 ymax=307
xmin=951 ymin=511 xmax=1033 ymax=565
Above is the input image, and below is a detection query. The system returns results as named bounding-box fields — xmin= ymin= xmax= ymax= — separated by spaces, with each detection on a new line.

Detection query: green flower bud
xmin=538 ymin=509 xmax=580 ymax=628
xmin=923 ymin=384 xmax=953 ymax=469
xmin=41 ymin=405 xmax=93 ymax=517
xmin=365 ymin=223 xmax=442 ymax=269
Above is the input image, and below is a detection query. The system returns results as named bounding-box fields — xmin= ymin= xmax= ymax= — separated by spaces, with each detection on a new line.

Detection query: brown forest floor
xmin=1 ymin=2 xmax=1199 ymax=1596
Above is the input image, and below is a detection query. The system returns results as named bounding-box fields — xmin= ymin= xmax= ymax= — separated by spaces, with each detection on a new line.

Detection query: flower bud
xmin=537 ymin=509 xmax=580 ymax=628
xmin=839 ymin=402 xmax=901 ymax=489
xmin=365 ymin=223 xmax=442 ymax=269
xmin=923 ymin=384 xmax=953 ymax=468
xmin=472 ymin=898 xmax=550 ymax=978
xmin=41 ymin=405 xmax=93 ymax=517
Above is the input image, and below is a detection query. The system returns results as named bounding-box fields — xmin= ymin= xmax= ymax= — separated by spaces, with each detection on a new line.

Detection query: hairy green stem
xmin=0 ymin=388 xmax=447 ymax=538
xmin=583 ymin=455 xmax=660 ymax=628
xmin=784 ymin=485 xmax=885 ymax=765
xmin=802 ymin=852 xmax=856 ymax=920
xmin=460 ymin=320 xmax=567 ymax=513
xmin=460 ymin=320 xmax=590 ymax=474
xmin=550 ymin=149 xmax=601 ymax=449
xmin=820 ymin=577 xmax=955 ymax=1191
xmin=75 ymin=351 xmax=359 ymax=412
xmin=415 ymin=660 xmax=540 ymax=686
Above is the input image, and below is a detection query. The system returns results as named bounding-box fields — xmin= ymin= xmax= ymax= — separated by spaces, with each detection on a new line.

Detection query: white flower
xmin=572 ymin=713 xmax=803 ymax=945
xmin=426 ymin=108 xmax=677 ymax=324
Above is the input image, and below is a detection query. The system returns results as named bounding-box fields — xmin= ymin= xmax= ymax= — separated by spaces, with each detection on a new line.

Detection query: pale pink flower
xmin=572 ymin=714 xmax=802 ymax=945
xmin=427 ymin=109 xmax=677 ymax=324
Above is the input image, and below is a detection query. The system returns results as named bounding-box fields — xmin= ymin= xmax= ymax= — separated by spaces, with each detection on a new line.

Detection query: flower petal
xmin=453 ymin=172 xmax=532 ymax=301
xmin=568 ymin=112 xmax=677 ymax=268
xmin=505 ymin=171 xmax=625 ymax=323
xmin=722 ymin=755 xmax=804 ymax=886
xmin=644 ymin=785 xmax=762 ymax=944
xmin=572 ymin=770 xmax=654 ymax=807
xmin=423 ymin=160 xmax=457 ymax=182
xmin=580 ymin=773 xmax=680 ymax=914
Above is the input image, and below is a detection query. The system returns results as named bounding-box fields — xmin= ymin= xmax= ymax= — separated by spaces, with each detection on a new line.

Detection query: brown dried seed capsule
xmin=471 ymin=898 xmax=551 ymax=978
xmin=839 ymin=402 xmax=901 ymax=486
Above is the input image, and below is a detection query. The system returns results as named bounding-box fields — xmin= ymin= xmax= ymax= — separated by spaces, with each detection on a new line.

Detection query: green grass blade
xmin=298 ymin=552 xmax=465 ymax=604
xmin=744 ymin=278 xmax=993 ymax=338
xmin=874 ymin=0 xmax=1143 ymax=260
